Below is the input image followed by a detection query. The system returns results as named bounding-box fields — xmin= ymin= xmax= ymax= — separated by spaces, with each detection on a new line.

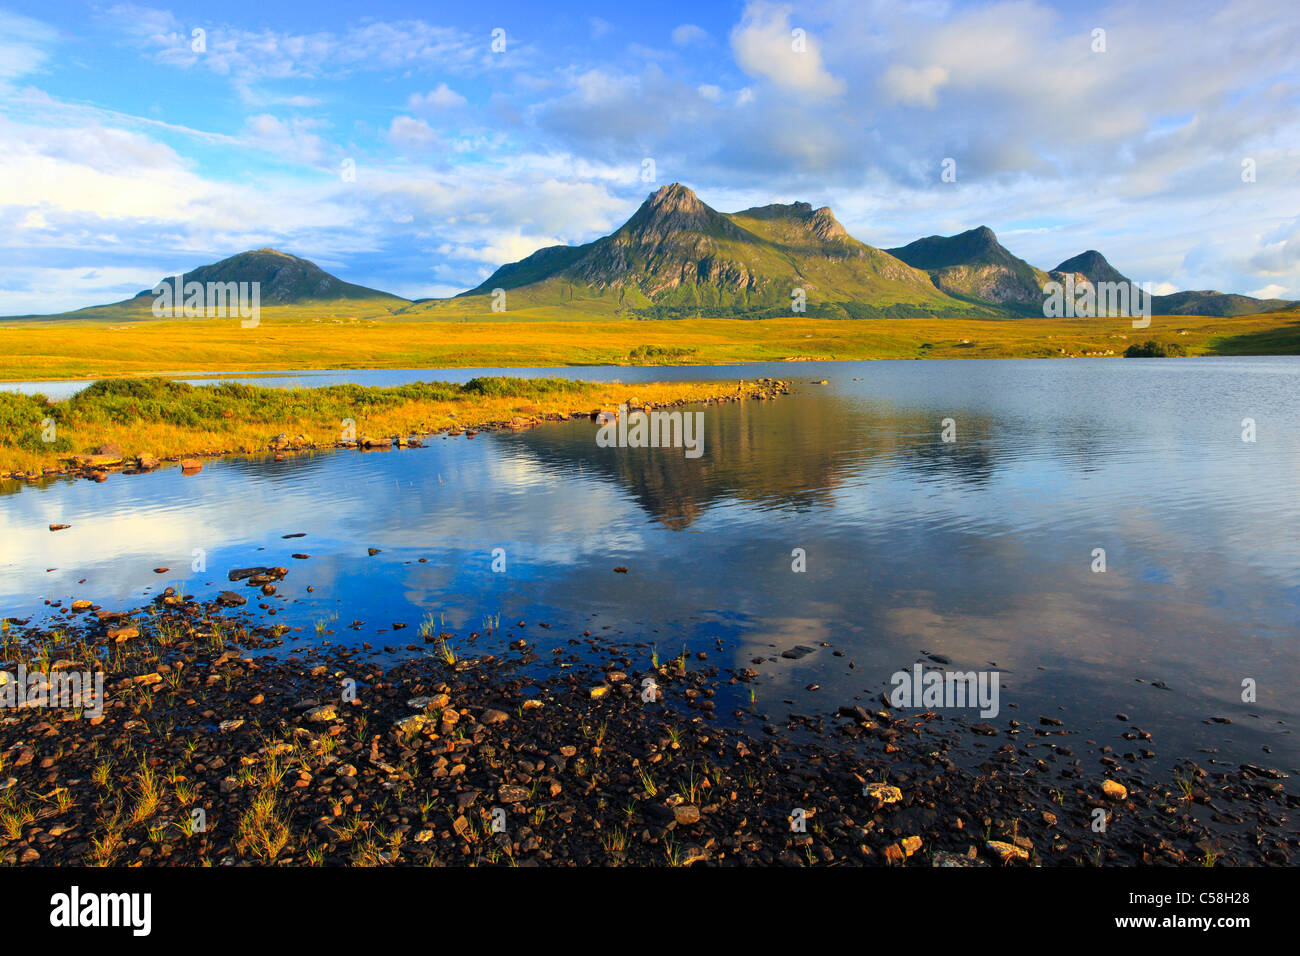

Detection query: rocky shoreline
xmin=1 ymin=578 xmax=1293 ymax=867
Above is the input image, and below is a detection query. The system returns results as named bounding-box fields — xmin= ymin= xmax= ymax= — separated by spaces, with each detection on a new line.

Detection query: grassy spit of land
xmin=0 ymin=309 xmax=1297 ymax=382
xmin=0 ymin=375 xmax=787 ymax=478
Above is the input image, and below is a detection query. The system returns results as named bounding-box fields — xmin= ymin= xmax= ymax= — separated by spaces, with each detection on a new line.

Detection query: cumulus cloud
xmin=387 ymin=116 xmax=438 ymax=149
xmin=1250 ymin=284 xmax=1289 ymax=299
xmin=408 ymin=83 xmax=468 ymax=110
xmin=1249 ymin=217 xmax=1300 ymax=275
xmin=730 ymin=2 xmax=844 ymax=98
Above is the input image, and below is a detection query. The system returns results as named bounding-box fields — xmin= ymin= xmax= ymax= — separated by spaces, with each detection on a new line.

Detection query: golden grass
xmin=0 ymin=378 xmax=754 ymax=475
xmin=0 ymin=310 xmax=1296 ymax=383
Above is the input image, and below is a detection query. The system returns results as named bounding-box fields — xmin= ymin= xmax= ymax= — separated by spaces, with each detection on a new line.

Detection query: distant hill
xmin=130 ymin=249 xmax=405 ymax=305
xmin=1150 ymin=290 xmax=1295 ymax=316
xmin=886 ymin=226 xmax=1051 ymax=312
xmin=5 ymin=249 xmax=406 ymax=321
xmin=1047 ymin=250 xmax=1292 ymax=316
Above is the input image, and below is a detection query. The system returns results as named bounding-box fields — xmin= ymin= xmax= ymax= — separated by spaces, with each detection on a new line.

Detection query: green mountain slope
xmin=433 ymin=184 xmax=992 ymax=319
xmin=886 ymin=226 xmax=1051 ymax=312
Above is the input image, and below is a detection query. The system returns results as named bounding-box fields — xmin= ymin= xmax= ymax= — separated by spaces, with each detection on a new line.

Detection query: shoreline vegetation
xmin=0 ymin=376 xmax=788 ymax=479
xmin=0 ymin=312 xmax=1297 ymax=383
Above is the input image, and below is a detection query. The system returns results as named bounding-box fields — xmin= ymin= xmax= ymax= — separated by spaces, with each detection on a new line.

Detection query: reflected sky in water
xmin=2 ymin=358 xmax=1297 ymax=768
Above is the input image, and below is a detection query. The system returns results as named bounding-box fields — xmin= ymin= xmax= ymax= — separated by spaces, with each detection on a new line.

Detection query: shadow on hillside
xmin=1206 ymin=316 xmax=1300 ymax=355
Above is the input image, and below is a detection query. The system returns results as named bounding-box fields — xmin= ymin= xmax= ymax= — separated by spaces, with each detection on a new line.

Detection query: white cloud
xmin=1249 ymin=284 xmax=1289 ymax=299
xmin=242 ymin=114 xmax=330 ymax=163
xmin=408 ymin=83 xmax=468 ymax=110
xmin=444 ymin=233 xmax=564 ymax=266
xmin=730 ymin=2 xmax=844 ymax=98
xmin=102 ymin=5 xmax=489 ymax=81
xmin=0 ymin=10 xmax=55 ymax=83
xmin=672 ymin=24 xmax=709 ymax=47
xmin=880 ymin=64 xmax=949 ymax=108
xmin=387 ymin=116 xmax=437 ymax=148
xmin=1249 ymin=217 xmax=1300 ymax=275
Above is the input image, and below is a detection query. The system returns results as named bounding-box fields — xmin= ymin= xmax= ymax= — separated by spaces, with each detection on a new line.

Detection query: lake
xmin=3 ymin=357 xmax=1297 ymax=772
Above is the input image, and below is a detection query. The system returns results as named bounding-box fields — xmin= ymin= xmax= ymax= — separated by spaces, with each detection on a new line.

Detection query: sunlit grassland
xmin=0 ymin=307 xmax=1297 ymax=383
xmin=0 ymin=376 xmax=748 ymax=475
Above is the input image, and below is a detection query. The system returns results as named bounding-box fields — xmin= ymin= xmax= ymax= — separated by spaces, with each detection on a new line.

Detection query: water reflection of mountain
xmin=500 ymin=393 xmax=1003 ymax=529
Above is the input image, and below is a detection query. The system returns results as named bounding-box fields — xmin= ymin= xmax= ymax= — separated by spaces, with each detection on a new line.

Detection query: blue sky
xmin=2 ymin=0 xmax=1298 ymax=312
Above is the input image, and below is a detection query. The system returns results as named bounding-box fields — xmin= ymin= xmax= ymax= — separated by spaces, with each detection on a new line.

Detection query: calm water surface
xmin=3 ymin=358 xmax=1297 ymax=770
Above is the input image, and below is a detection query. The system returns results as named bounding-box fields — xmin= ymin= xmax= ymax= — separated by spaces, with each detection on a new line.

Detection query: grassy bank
xmin=0 ymin=311 xmax=1297 ymax=382
xmin=0 ymin=375 xmax=769 ymax=477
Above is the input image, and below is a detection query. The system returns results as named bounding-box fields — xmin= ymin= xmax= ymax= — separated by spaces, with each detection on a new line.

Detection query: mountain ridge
xmin=4 ymin=185 xmax=1292 ymax=320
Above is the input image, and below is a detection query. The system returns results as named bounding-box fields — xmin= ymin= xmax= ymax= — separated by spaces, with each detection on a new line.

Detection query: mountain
xmin=7 ymin=199 xmax=1293 ymax=322
xmin=4 ymin=249 xmax=406 ymax=321
xmin=445 ymin=184 xmax=990 ymax=319
xmin=133 ymin=249 xmax=404 ymax=305
xmin=1049 ymin=249 xmax=1298 ymax=315
xmin=885 ymin=226 xmax=1051 ymax=311
xmin=1150 ymin=290 xmax=1294 ymax=316
xmin=1052 ymin=250 xmax=1131 ymax=287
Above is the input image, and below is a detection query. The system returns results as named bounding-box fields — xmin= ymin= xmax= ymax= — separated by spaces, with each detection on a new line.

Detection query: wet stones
xmin=1102 ymin=779 xmax=1128 ymax=800
xmin=883 ymin=836 xmax=922 ymax=864
xmin=863 ymin=782 xmax=903 ymax=808
xmin=394 ymin=714 xmax=428 ymax=735
xmin=985 ymin=840 xmax=1030 ymax=865
xmin=408 ymin=694 xmax=451 ymax=710
xmin=673 ymin=804 xmax=701 ymax=825
xmin=228 ymin=567 xmax=288 ymax=586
